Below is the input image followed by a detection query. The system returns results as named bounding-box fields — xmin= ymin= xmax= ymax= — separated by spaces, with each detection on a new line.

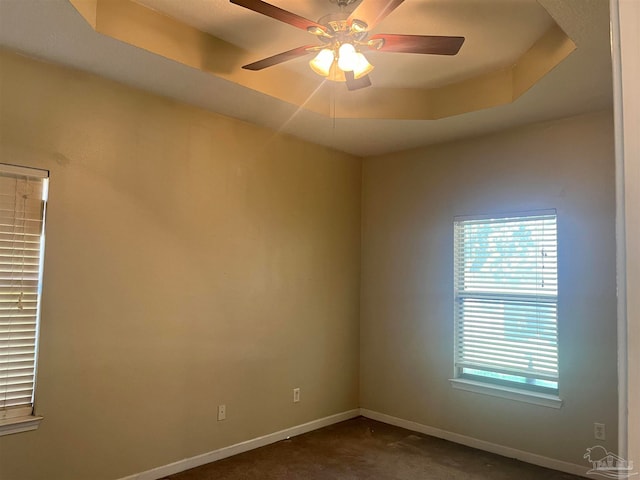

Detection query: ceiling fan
xmin=229 ymin=0 xmax=465 ymax=90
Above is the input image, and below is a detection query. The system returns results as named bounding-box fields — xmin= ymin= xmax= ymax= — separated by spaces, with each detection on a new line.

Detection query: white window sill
xmin=0 ymin=415 xmax=43 ymax=436
xmin=450 ymin=378 xmax=563 ymax=409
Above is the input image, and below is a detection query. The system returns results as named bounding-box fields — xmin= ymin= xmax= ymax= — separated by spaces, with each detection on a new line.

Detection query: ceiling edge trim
xmin=68 ymin=0 xmax=331 ymax=115
xmin=68 ymin=0 xmax=97 ymax=28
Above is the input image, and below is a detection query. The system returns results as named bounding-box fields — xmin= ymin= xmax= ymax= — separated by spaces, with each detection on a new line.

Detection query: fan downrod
xmin=330 ymin=0 xmax=359 ymax=8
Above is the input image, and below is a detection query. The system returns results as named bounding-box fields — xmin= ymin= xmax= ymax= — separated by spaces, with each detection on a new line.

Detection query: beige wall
xmin=0 ymin=45 xmax=622 ymax=478
xmin=0 ymin=50 xmax=361 ymax=480
xmin=360 ymin=111 xmax=618 ymax=466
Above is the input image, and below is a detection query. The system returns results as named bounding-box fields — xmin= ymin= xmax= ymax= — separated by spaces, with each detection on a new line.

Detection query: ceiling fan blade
xmin=242 ymin=45 xmax=316 ymax=71
xmin=345 ymin=71 xmax=372 ymax=91
xmin=230 ymin=0 xmax=328 ymax=33
xmin=348 ymin=0 xmax=405 ymax=30
xmin=370 ymin=34 xmax=465 ymax=55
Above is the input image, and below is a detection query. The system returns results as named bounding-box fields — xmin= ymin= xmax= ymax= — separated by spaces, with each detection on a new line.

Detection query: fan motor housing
xmin=330 ymin=0 xmax=360 ymax=7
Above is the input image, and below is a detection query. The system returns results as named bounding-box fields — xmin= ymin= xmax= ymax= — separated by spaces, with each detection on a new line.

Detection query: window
xmin=0 ymin=163 xmax=48 ymax=435
xmin=452 ymin=211 xmax=559 ymax=402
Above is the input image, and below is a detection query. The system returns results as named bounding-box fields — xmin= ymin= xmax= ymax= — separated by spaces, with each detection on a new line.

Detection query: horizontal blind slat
xmin=456 ymin=362 xmax=558 ymax=382
xmin=458 ymin=330 xmax=559 ymax=348
xmin=458 ymin=356 xmax=558 ymax=375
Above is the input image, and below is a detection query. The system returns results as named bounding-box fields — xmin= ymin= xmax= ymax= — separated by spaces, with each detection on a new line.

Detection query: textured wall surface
xmin=0 ymin=50 xmax=362 ymax=480
xmin=360 ymin=111 xmax=617 ymax=466
xmin=0 ymin=43 xmax=623 ymax=479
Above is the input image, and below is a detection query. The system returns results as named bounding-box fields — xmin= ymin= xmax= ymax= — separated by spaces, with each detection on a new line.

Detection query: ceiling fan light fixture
xmin=352 ymin=53 xmax=374 ymax=79
xmin=309 ymin=48 xmax=335 ymax=76
xmin=307 ymin=25 xmax=328 ymax=37
xmin=367 ymin=38 xmax=385 ymax=50
xmin=232 ymin=0 xmax=466 ymax=91
xmin=327 ymin=62 xmax=347 ymax=82
xmin=350 ymin=19 xmax=368 ymax=33
xmin=337 ymin=42 xmax=358 ymax=72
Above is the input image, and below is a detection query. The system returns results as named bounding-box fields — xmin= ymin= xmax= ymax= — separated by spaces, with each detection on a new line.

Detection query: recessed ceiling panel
xmin=0 ymin=0 xmax=612 ymax=156
xmin=136 ymin=0 xmax=555 ymax=88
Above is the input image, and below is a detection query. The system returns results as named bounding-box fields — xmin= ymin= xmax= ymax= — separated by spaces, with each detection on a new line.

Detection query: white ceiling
xmin=0 ymin=0 xmax=613 ymax=157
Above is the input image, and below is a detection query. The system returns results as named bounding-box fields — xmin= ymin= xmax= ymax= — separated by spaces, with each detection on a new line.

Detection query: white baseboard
xmin=118 ymin=409 xmax=360 ymax=480
xmin=119 ymin=408 xmax=591 ymax=480
xmin=360 ymin=409 xmax=591 ymax=479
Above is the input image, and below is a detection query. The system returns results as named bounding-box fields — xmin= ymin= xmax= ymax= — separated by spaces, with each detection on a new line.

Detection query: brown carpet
xmin=162 ymin=416 xmax=583 ymax=480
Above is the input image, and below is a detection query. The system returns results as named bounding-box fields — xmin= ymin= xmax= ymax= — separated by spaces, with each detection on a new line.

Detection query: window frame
xmin=0 ymin=163 xmax=48 ymax=435
xmin=449 ymin=210 xmax=562 ymax=408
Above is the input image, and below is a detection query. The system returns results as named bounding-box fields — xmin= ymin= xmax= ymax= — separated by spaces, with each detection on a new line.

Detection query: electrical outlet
xmin=594 ymin=422 xmax=605 ymax=440
xmin=217 ymin=404 xmax=226 ymax=421
xmin=293 ymin=388 xmax=300 ymax=403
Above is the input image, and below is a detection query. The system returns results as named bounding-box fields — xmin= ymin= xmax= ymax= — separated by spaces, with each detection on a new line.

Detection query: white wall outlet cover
xmin=217 ymin=404 xmax=226 ymax=421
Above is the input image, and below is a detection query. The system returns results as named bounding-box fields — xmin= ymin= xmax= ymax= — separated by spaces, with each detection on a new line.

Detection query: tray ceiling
xmin=0 ymin=0 xmax=613 ymax=156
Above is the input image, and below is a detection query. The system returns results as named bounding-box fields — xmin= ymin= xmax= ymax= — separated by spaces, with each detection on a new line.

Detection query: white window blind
xmin=453 ymin=212 xmax=558 ymax=393
xmin=0 ymin=164 xmax=48 ymax=419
